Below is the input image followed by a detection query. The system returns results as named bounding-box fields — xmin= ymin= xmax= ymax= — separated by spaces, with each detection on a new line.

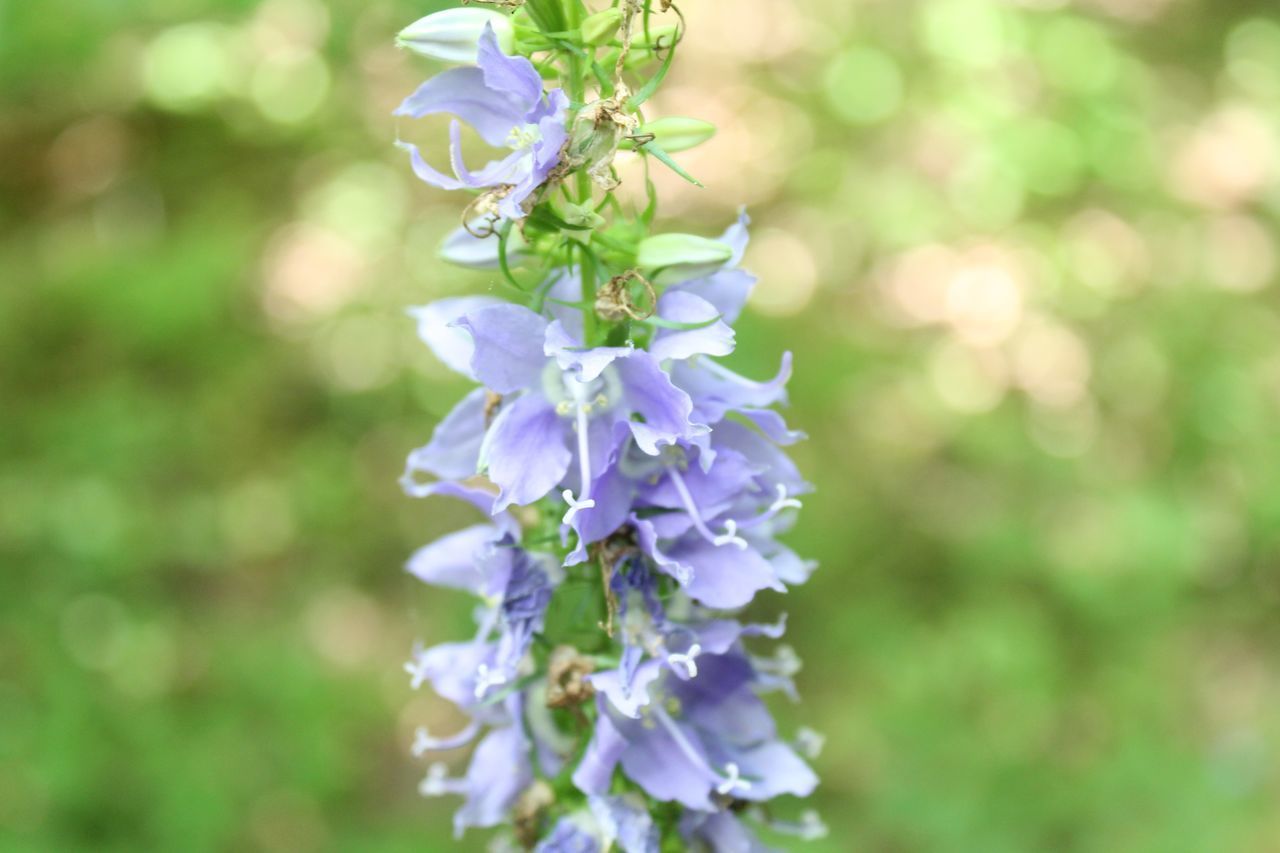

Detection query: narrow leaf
xmin=636 ymin=138 xmax=703 ymax=187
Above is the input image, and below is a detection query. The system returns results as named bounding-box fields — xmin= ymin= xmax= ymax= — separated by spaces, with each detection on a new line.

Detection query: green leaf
xmin=496 ymin=221 xmax=525 ymax=292
xmin=625 ymin=32 xmax=677 ymax=110
xmin=527 ymin=204 xmax=593 ymax=233
xmin=636 ymin=138 xmax=703 ymax=187
xmin=623 ymin=116 xmax=716 ymax=153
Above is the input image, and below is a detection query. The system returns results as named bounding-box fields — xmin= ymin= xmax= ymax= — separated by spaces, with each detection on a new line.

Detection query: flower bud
xmin=631 ymin=117 xmax=716 ymax=153
xmin=636 ymin=233 xmax=733 ymax=270
xmin=439 ymin=223 xmax=528 ymax=268
xmin=580 ymin=8 xmax=623 ymax=47
xmin=397 ymin=9 xmax=515 ymax=63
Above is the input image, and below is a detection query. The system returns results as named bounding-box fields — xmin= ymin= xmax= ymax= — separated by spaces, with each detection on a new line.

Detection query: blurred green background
xmin=4 ymin=0 xmax=1280 ymax=849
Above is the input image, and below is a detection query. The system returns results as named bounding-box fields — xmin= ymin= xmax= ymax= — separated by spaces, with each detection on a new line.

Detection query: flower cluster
xmin=394 ymin=4 xmax=822 ymax=849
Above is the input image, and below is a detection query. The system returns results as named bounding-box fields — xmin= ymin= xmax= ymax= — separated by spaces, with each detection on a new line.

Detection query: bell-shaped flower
xmin=403 ymin=297 xmax=716 ymax=515
xmin=394 ymin=24 xmax=568 ymax=220
xmin=573 ymin=647 xmax=817 ymax=812
xmin=564 ymin=421 xmax=811 ymax=606
xmin=416 ymin=698 xmax=534 ymax=839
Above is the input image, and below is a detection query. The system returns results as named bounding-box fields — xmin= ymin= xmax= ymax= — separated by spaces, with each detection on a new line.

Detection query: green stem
xmin=579 ymin=243 xmax=598 ymax=344
xmin=562 ymin=0 xmax=600 ymax=344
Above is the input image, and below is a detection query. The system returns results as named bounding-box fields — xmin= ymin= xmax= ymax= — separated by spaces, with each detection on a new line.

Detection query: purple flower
xmin=395 ymin=196 xmax=821 ymax=848
xmin=574 ymin=645 xmax=817 ymax=811
xmin=394 ymin=24 xmax=568 ymax=220
xmin=403 ymin=299 xmax=713 ymax=515
xmin=417 ymin=703 xmax=533 ymax=838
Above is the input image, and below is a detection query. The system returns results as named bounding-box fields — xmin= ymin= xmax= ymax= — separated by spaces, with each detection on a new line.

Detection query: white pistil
xmin=793 ymin=726 xmax=826 ymax=760
xmin=404 ymin=654 xmax=429 ymax=690
xmin=561 ymin=376 xmax=597 ymax=526
xmin=715 ymin=762 xmax=752 ymax=796
xmin=473 ymin=663 xmax=507 ymax=700
xmin=561 ymin=489 xmax=596 ymax=525
xmin=760 ymin=809 xmax=828 ymax=841
xmin=418 ymin=762 xmax=464 ymax=798
xmin=666 ymin=643 xmax=702 ymax=679
xmin=755 ymin=644 xmax=802 ymax=679
xmin=667 ymin=466 xmax=748 ymax=550
xmin=733 ymin=484 xmax=804 ymax=532
xmin=412 ymin=720 xmax=481 ymax=757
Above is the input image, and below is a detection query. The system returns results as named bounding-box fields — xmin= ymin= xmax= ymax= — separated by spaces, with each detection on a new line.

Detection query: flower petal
xmin=573 ymin=710 xmax=628 ymax=796
xmin=406 ymin=523 xmax=504 ymax=595
xmin=481 ymin=394 xmax=571 ymax=512
xmin=671 ymin=351 xmax=793 ymax=425
xmin=667 ymin=536 xmax=785 ymax=609
xmin=396 ymin=140 xmax=467 ymax=191
xmin=401 ymin=387 xmax=488 ymax=489
xmin=615 ymin=720 xmax=716 ymax=810
xmin=615 ymin=352 xmax=708 ymax=455
xmin=453 ymin=303 xmax=549 ymax=394
xmin=395 ymin=65 xmax=524 ymax=147
xmin=408 ymin=296 xmax=502 ymax=377
xmin=454 ymin=725 xmax=533 ymax=836
xmin=649 ymin=291 xmax=736 ymax=363
xmin=476 ymin=23 xmax=544 ymax=110
xmin=544 ymin=319 xmax=633 ymax=382
xmin=588 ymin=660 xmax=663 ymax=719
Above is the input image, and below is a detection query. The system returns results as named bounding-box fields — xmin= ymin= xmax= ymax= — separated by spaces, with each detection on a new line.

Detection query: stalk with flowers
xmin=394 ymin=2 xmax=823 ymax=848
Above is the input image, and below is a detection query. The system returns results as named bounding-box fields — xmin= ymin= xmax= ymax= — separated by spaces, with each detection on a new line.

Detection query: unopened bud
xmin=439 ymin=223 xmax=528 ymax=268
xmin=637 ymin=233 xmax=733 ymax=270
xmin=397 ymin=9 xmax=515 ymax=63
xmin=581 ymin=7 xmax=623 ymax=46
xmin=630 ymin=116 xmax=716 ymax=153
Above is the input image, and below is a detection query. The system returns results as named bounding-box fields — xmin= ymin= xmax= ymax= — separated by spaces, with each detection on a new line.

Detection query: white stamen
xmin=412 ymin=727 xmax=432 ymax=757
xmin=797 ymin=811 xmax=829 ymax=841
xmin=404 ymin=655 xmax=429 ymax=690
xmin=412 ymin=720 xmax=481 ymax=757
xmin=667 ymin=643 xmax=702 ymax=679
xmin=474 ymin=663 xmax=507 ymax=700
xmin=711 ymin=518 xmax=749 ymax=550
xmin=561 ymin=488 xmax=596 ymax=525
xmin=561 ymin=377 xmax=596 ymax=526
xmin=715 ymin=762 xmax=752 ymax=796
xmin=755 ymin=644 xmax=802 ymax=679
xmin=418 ymin=762 xmax=456 ymax=797
xmin=733 ymin=484 xmax=804 ymax=533
xmin=793 ymin=726 xmax=826 ymax=760
xmin=769 ymin=483 xmax=803 ymax=513
xmin=758 ymin=808 xmax=829 ymax=840
xmin=668 ymin=467 xmax=749 ymax=550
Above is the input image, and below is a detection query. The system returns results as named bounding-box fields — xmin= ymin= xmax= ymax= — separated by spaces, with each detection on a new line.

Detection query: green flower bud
xmin=636 ymin=233 xmax=733 ymax=270
xmin=630 ymin=117 xmax=716 ymax=153
xmin=559 ymin=201 xmax=606 ymax=232
xmin=397 ymin=9 xmax=515 ymax=63
xmin=581 ymin=8 xmax=623 ymax=47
